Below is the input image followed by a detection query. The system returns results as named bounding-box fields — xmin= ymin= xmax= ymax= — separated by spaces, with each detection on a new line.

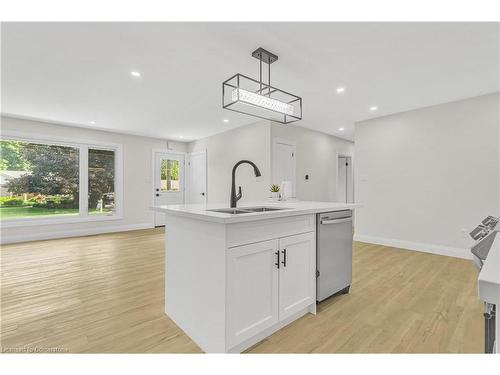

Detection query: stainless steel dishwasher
xmin=316 ymin=210 xmax=353 ymax=302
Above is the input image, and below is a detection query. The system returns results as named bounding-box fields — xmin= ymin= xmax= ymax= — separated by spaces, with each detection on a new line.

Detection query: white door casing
xmin=272 ymin=138 xmax=296 ymax=197
xmin=226 ymin=239 xmax=280 ymax=348
xmin=278 ymin=232 xmax=316 ymax=321
xmin=153 ymin=150 xmax=185 ymax=226
xmin=338 ymin=156 xmax=347 ymax=203
xmin=337 ymin=155 xmax=353 ymax=203
xmin=187 ymin=150 xmax=207 ymax=204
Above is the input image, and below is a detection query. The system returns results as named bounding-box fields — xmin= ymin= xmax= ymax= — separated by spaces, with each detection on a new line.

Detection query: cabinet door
xmin=278 ymin=232 xmax=316 ymax=321
xmin=227 ymin=239 xmax=279 ymax=348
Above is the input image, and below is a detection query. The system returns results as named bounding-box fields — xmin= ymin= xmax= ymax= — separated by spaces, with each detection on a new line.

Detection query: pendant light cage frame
xmin=222 ymin=48 xmax=302 ymax=124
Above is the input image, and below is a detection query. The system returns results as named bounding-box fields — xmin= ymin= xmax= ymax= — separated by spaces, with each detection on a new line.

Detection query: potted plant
xmin=270 ymin=184 xmax=281 ymax=200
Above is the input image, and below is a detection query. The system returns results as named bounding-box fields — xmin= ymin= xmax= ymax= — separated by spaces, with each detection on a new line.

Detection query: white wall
xmin=0 ymin=116 xmax=187 ymax=243
xmin=354 ymin=93 xmax=500 ymax=258
xmin=188 ymin=120 xmax=355 ymax=204
xmin=188 ymin=121 xmax=271 ymax=204
xmin=270 ymin=122 xmax=355 ymax=202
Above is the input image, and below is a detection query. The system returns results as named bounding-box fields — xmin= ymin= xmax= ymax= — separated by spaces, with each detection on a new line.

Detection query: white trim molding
xmin=0 ymin=222 xmax=154 ymax=245
xmin=353 ymin=234 xmax=471 ymax=260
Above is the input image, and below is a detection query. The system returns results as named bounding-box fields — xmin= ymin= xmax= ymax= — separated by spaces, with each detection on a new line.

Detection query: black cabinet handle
xmin=156 ymin=193 xmax=159 ymax=197
xmin=274 ymin=250 xmax=280 ymax=269
xmin=281 ymin=249 xmax=287 ymax=267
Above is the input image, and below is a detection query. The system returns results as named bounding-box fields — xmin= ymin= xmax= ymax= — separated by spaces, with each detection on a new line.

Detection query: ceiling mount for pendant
xmin=251 ymin=47 xmax=278 ymax=64
xmin=222 ymin=47 xmax=302 ymax=124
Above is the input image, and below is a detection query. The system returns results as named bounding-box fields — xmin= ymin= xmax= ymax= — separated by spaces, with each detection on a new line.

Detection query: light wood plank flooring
xmin=1 ymin=228 xmax=483 ymax=353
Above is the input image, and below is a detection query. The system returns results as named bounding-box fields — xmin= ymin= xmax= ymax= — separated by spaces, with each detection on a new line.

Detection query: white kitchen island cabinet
xmin=278 ymin=232 xmax=316 ymax=320
xmin=227 ymin=239 xmax=280 ymax=348
xmin=154 ymin=200 xmax=357 ymax=353
xmin=227 ymin=232 xmax=316 ymax=349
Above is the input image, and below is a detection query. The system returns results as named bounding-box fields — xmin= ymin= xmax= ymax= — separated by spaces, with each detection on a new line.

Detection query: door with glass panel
xmin=154 ymin=152 xmax=185 ymax=226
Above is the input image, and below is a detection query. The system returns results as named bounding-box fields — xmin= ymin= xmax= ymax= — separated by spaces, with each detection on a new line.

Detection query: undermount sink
xmin=207 ymin=208 xmax=254 ymax=215
xmin=207 ymin=206 xmax=289 ymax=215
xmin=243 ymin=207 xmax=287 ymax=212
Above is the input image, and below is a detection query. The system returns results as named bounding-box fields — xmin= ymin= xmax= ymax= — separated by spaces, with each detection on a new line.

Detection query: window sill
xmin=0 ymin=214 xmax=124 ymax=228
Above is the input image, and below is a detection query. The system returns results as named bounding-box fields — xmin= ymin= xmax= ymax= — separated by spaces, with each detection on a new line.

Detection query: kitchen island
xmin=153 ymin=201 xmax=357 ymax=353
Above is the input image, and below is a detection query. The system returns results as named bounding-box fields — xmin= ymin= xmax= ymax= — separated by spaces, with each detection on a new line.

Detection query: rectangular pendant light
xmin=222 ymin=48 xmax=302 ymax=124
xmin=223 ymin=73 xmax=302 ymax=124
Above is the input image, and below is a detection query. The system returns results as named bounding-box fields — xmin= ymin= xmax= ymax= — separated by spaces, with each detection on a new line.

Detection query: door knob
xmin=200 ymin=192 xmax=205 ymax=196
xmin=156 ymin=193 xmax=159 ymax=197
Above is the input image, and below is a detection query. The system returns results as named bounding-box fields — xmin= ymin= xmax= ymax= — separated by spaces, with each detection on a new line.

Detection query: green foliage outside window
xmin=160 ymin=159 xmax=179 ymax=191
xmin=0 ymin=140 xmax=31 ymax=171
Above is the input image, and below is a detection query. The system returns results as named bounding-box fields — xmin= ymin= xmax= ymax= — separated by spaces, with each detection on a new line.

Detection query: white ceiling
xmin=1 ymin=22 xmax=499 ymax=142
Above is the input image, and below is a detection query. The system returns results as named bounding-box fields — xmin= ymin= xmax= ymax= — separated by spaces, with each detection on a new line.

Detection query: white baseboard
xmin=1 ymin=222 xmax=154 ymax=244
xmin=354 ymin=234 xmax=471 ymax=260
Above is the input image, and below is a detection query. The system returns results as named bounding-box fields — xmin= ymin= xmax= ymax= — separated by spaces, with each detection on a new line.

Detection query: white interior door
xmin=187 ymin=150 xmax=207 ymax=204
xmin=153 ymin=151 xmax=185 ymax=226
xmin=273 ymin=139 xmax=296 ymax=197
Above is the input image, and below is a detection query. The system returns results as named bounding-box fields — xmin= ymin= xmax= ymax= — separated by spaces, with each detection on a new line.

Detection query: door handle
xmin=274 ymin=250 xmax=280 ymax=269
xmin=200 ymin=192 xmax=205 ymax=196
xmin=281 ymin=249 xmax=287 ymax=267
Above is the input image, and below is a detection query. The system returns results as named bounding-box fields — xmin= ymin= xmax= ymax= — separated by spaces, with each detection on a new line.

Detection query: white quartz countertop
xmin=152 ymin=200 xmax=359 ymax=224
xmin=478 ymin=229 xmax=500 ymax=305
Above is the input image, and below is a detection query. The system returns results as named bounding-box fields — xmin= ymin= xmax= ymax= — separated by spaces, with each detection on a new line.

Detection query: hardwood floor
xmin=1 ymin=228 xmax=483 ymax=353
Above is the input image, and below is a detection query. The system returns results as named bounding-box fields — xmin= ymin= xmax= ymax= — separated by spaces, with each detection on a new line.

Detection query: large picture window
xmin=88 ymin=148 xmax=115 ymax=215
xmin=0 ymin=136 xmax=121 ymax=224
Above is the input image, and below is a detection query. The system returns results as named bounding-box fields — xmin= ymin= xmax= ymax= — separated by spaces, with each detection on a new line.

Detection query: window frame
xmin=0 ymin=130 xmax=123 ymax=227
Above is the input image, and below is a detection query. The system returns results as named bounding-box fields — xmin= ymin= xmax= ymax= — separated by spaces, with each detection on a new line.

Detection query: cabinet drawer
xmin=226 ymin=214 xmax=315 ymax=248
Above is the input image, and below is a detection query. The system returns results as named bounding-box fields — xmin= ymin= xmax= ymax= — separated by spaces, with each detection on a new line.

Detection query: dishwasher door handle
xmin=320 ymin=218 xmax=352 ymax=225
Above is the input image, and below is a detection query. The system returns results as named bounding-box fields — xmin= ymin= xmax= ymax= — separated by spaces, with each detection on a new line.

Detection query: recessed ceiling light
xmin=336 ymin=87 xmax=346 ymax=94
xmin=130 ymin=71 xmax=141 ymax=77
xmin=223 ymin=119 xmax=229 ymax=123
xmin=369 ymin=106 xmax=378 ymax=111
xmin=90 ymin=121 xmax=96 ymax=125
xmin=338 ymin=127 xmax=345 ymax=131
